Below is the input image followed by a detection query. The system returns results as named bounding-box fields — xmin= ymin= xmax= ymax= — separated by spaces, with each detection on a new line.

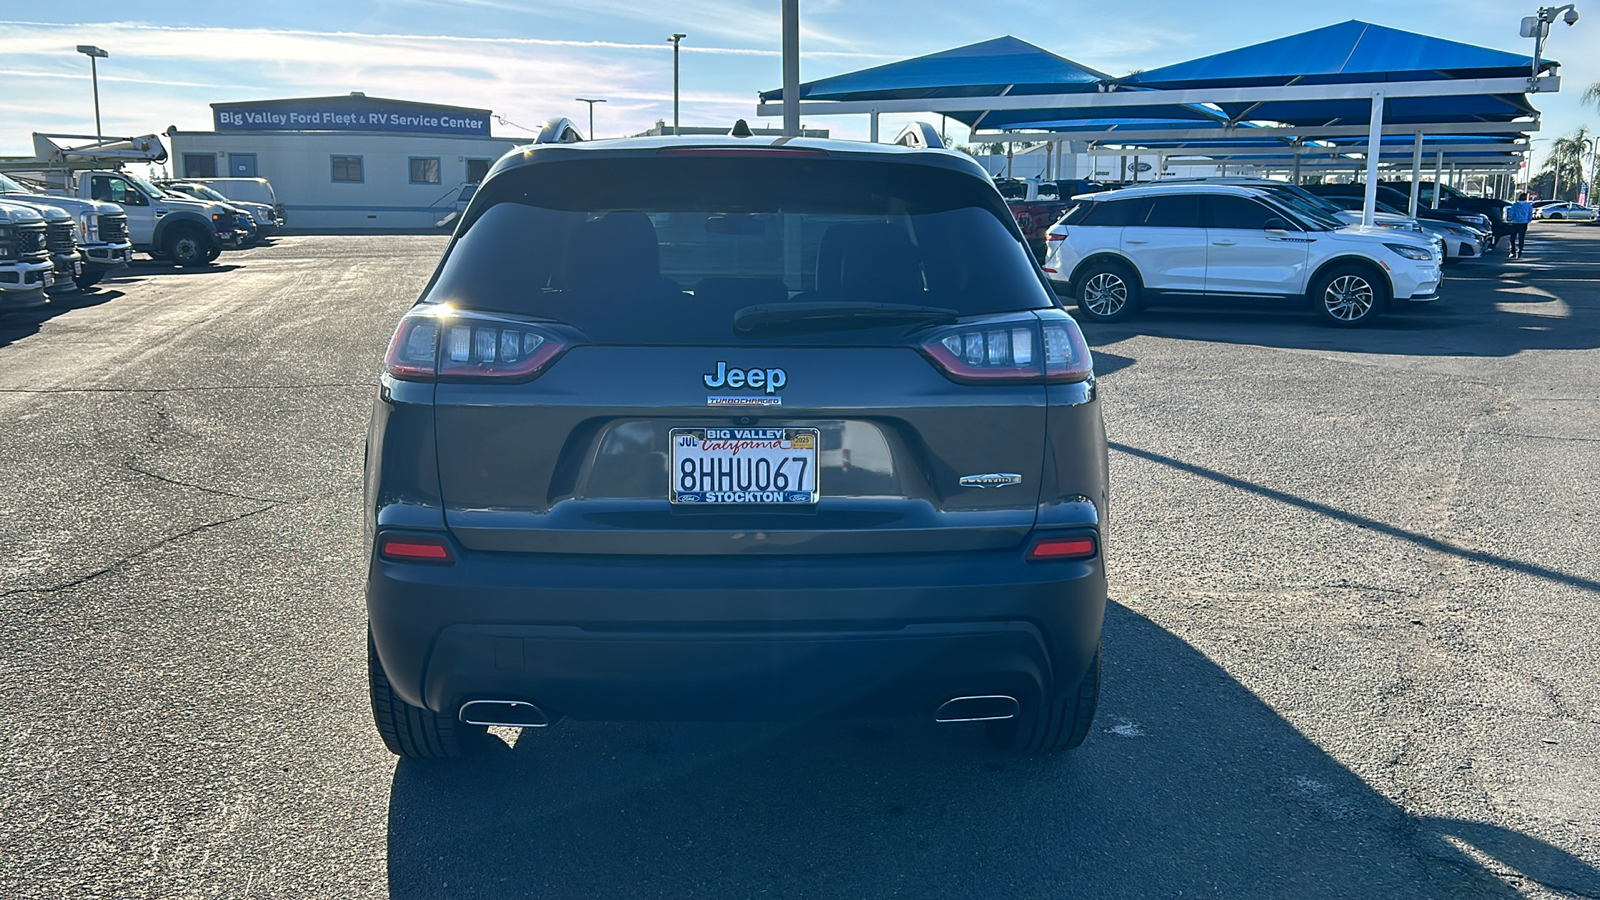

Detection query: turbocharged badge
xmin=959 ymin=473 xmax=1023 ymax=488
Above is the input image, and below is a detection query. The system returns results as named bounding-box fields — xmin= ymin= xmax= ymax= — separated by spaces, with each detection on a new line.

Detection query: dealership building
xmin=166 ymin=94 xmax=522 ymax=232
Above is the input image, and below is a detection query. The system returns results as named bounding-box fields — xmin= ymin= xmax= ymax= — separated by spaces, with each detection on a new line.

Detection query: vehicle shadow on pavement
xmin=124 ymin=262 xmax=244 ymax=276
xmin=383 ymin=603 xmax=1600 ymax=899
xmin=0 ymin=289 xmax=123 ymax=350
xmin=1072 ymin=238 xmax=1600 ymax=359
xmin=1108 ymin=440 xmax=1600 ymax=595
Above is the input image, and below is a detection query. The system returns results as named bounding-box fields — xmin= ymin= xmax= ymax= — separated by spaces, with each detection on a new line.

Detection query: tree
xmin=1584 ymin=81 xmax=1600 ymax=109
xmin=1538 ymin=126 xmax=1591 ymax=202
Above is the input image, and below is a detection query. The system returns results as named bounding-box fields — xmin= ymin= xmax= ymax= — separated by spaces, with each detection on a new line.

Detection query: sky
xmin=2 ymin=1 xmax=1596 ymax=169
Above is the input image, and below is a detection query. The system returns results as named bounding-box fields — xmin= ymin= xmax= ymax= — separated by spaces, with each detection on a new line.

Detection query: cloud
xmin=0 ymin=20 xmax=809 ymax=152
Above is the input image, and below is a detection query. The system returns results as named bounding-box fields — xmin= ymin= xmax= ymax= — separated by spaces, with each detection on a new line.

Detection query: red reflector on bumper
xmin=378 ymin=536 xmax=454 ymax=563
xmin=1027 ymin=535 xmax=1097 ymax=561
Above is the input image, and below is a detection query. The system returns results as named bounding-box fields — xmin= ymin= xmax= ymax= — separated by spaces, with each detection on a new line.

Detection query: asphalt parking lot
xmin=2 ymin=224 xmax=1598 ymax=899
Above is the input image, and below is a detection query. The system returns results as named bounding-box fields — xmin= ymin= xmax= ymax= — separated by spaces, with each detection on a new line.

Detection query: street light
xmin=75 ymin=45 xmax=108 ymax=143
xmin=1523 ymin=5 xmax=1579 ymax=90
xmin=575 ymin=98 xmax=606 ymax=140
xmin=668 ymin=33 xmax=686 ymax=136
xmin=1525 ymin=137 xmax=1547 ymax=195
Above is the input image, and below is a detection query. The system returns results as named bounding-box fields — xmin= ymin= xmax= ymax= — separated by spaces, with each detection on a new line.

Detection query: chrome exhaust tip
xmin=934 ymin=695 xmax=1019 ymax=723
xmin=459 ymin=699 xmax=552 ymax=728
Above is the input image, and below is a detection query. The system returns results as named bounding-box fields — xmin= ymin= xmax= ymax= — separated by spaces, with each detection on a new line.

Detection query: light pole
xmin=668 ymin=33 xmax=687 ymax=136
xmin=575 ymin=98 xmax=605 ymax=140
xmin=1525 ymin=137 xmax=1547 ymax=196
xmin=1523 ymin=5 xmax=1580 ymax=90
xmin=76 ymin=45 xmax=109 ymax=143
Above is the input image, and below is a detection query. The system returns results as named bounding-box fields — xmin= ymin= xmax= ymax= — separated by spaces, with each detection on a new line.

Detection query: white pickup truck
xmin=0 ymin=172 xmax=132 ymax=289
xmin=0 ymin=200 xmax=56 ymax=310
xmin=65 ymin=171 xmax=241 ymax=267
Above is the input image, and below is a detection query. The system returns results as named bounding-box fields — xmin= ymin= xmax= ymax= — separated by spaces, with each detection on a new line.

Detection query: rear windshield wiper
xmin=733 ymin=302 xmax=959 ymax=335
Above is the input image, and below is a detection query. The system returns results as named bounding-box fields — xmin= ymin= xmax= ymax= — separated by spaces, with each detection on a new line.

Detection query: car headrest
xmin=815 ymin=222 xmax=923 ymax=300
xmin=564 ymin=211 xmax=662 ymax=296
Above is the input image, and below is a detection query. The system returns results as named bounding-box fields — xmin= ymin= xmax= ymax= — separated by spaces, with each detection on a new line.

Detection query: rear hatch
xmin=403 ymin=150 xmax=1075 ymax=556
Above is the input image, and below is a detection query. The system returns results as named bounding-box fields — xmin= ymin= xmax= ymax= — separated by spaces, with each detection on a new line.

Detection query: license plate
xmin=671 ymin=427 xmax=818 ymax=504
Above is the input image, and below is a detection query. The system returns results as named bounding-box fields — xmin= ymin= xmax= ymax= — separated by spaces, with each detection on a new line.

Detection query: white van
xmin=191 ymin=178 xmax=283 ymax=221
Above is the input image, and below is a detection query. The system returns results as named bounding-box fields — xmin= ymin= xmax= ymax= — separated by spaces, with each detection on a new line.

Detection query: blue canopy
xmin=760 ymin=36 xmax=1108 ymax=102
xmin=760 ymin=36 xmax=1226 ymax=126
xmin=1124 ymin=21 xmax=1548 ymax=127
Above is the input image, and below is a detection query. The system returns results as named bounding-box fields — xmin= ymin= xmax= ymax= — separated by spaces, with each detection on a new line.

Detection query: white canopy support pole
xmin=1432 ymin=149 xmax=1444 ymax=208
xmin=1291 ymin=148 xmax=1302 ymax=184
xmin=868 ymin=110 xmax=879 ymax=143
xmin=1361 ymin=90 xmax=1384 ymax=227
xmin=1409 ymin=132 xmax=1424 ymax=217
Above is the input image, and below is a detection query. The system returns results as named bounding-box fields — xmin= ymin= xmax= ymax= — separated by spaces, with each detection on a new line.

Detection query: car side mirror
xmin=1263 ymin=217 xmax=1290 ymax=231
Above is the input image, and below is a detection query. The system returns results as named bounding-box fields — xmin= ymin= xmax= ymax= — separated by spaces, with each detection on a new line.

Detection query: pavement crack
xmin=0 ymin=503 xmax=283 ymax=600
xmin=122 ymin=460 xmax=307 ymax=505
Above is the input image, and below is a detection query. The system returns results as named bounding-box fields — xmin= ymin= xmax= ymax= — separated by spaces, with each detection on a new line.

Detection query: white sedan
xmin=1534 ymin=202 xmax=1597 ymax=221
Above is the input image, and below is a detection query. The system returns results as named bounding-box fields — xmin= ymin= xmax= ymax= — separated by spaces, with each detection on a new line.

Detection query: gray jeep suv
xmin=364 ymin=133 xmax=1110 ymax=758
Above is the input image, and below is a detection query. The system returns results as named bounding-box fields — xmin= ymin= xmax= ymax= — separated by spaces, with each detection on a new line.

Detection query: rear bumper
xmin=367 ymin=540 xmax=1107 ymax=721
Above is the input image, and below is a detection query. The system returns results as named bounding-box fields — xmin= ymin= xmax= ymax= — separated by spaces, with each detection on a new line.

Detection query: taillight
xmin=1045 ymin=231 xmax=1067 ymax=241
xmin=920 ymin=315 xmax=1093 ymax=383
xmin=377 ymin=533 xmax=455 ymax=563
xmin=1027 ymin=533 xmax=1097 ymax=561
xmin=384 ymin=306 xmax=568 ymax=381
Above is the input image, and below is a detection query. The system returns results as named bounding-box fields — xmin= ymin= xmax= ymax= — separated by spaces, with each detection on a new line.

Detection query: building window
xmin=409 ymin=157 xmax=441 ymax=185
xmin=183 ymin=153 xmax=218 ymax=178
xmin=331 ymin=155 xmax=364 ymax=183
xmin=465 ymin=158 xmax=492 ymax=184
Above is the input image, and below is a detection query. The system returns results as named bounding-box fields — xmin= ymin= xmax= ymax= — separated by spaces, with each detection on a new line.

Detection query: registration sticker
xmin=670 ymin=427 xmax=819 ymax=504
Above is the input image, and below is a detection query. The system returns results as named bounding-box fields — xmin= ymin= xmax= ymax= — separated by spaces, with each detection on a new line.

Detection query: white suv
xmin=1042 ymin=183 xmax=1442 ymax=327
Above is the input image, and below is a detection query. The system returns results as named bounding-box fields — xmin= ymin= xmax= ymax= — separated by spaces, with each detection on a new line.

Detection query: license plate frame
xmin=670 ymin=427 xmax=820 ymax=505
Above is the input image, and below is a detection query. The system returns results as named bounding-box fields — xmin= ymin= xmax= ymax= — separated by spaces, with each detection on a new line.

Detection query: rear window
xmin=1075 ymin=197 xmax=1152 ymax=227
xmin=423 ymin=155 xmax=1053 ymax=344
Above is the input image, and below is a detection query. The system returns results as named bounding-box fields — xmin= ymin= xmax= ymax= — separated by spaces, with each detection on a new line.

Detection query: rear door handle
xmin=1212 ymin=240 xmax=1236 ymax=246
xmin=1126 ymin=238 xmax=1150 ymax=244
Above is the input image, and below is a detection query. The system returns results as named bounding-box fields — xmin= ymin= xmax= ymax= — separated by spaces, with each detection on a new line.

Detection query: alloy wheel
xmin=1082 ymin=272 xmax=1128 ymax=317
xmin=1323 ymin=274 xmax=1374 ymax=322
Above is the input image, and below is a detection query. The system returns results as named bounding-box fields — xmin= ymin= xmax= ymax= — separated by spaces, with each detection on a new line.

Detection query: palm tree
xmin=1585 ymin=81 xmax=1600 ymax=109
xmin=1538 ymin=126 xmax=1591 ymax=202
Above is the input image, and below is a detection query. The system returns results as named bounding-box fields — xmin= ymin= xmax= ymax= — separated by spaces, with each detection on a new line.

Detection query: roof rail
xmin=892 ymin=122 xmax=944 ymax=150
xmin=534 ymin=118 xmax=584 ymax=144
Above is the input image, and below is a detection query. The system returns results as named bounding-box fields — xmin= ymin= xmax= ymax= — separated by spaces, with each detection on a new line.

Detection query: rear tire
xmin=368 ymin=629 xmax=490 ymax=759
xmin=165 ymin=226 xmax=210 ymax=268
xmin=1310 ymin=263 xmax=1387 ymax=327
xmin=991 ymin=644 xmax=1101 ymax=754
xmin=1073 ymin=260 xmax=1141 ymax=323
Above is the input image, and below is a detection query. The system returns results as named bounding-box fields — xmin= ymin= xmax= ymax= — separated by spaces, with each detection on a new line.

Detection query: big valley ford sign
xmin=212 ymin=98 xmax=491 ymax=136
